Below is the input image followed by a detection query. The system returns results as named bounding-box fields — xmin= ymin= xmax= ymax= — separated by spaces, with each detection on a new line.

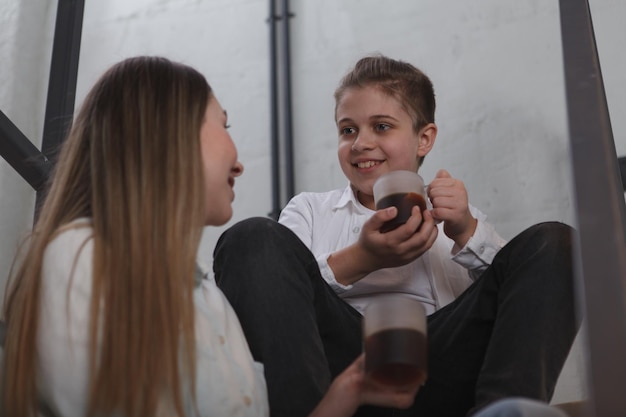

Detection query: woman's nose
xmin=232 ymin=161 xmax=244 ymax=177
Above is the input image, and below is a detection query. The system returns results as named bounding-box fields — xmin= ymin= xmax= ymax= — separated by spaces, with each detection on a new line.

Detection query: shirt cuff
xmin=451 ymin=220 xmax=505 ymax=270
xmin=317 ymin=253 xmax=353 ymax=293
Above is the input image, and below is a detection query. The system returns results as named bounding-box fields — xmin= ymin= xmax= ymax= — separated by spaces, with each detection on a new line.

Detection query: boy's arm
xmin=329 ymin=208 xmax=439 ymax=286
xmin=278 ymin=194 xmax=392 ymax=286
xmin=427 ymin=169 xmax=507 ymax=277
xmin=451 ymin=213 xmax=507 ymax=278
xmin=279 ymin=193 xmax=439 ymax=287
xmin=327 ymin=243 xmax=377 ymax=286
xmin=278 ymin=194 xmax=355 ymax=291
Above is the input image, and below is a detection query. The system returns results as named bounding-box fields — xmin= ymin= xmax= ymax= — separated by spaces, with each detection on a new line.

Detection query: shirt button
xmin=479 ymin=245 xmax=485 ymax=254
xmin=353 ymin=227 xmax=360 ymax=234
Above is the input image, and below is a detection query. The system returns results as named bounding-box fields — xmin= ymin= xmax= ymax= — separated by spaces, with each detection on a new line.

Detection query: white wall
xmin=2 ymin=0 xmax=625 ymax=406
xmin=0 ymin=0 xmax=55 ymax=299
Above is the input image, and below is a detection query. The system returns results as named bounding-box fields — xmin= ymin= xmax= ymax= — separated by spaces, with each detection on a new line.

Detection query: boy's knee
xmin=215 ymin=217 xmax=282 ymax=251
xmin=214 ymin=217 xmax=309 ymax=267
xmin=225 ymin=216 xmax=278 ymax=237
xmin=528 ymin=221 xmax=573 ymax=241
xmin=520 ymin=221 xmax=574 ymax=257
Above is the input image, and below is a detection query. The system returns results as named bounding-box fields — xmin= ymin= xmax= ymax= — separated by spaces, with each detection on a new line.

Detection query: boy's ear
xmin=417 ymin=123 xmax=437 ymax=157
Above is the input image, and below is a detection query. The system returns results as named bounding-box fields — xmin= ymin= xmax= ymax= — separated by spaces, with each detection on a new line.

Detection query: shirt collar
xmin=333 ymin=184 xmax=374 ymax=215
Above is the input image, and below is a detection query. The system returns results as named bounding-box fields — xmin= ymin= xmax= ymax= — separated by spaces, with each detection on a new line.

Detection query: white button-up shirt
xmin=36 ymin=220 xmax=268 ymax=417
xmin=278 ymin=185 xmax=507 ymax=315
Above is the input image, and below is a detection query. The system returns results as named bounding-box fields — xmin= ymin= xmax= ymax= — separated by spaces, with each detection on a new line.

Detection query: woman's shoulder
xmin=42 ymin=218 xmax=94 ymax=289
xmin=45 ymin=218 xmax=93 ymax=254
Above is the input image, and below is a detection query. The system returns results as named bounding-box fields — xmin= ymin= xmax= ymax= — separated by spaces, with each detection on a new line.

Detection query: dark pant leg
xmin=213 ymin=217 xmax=388 ymax=417
xmin=399 ymin=221 xmax=580 ymax=417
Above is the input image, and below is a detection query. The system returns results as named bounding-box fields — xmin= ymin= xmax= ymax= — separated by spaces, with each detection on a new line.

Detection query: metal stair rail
xmin=560 ymin=0 xmax=626 ymax=415
xmin=0 ymin=0 xmax=84 ymax=210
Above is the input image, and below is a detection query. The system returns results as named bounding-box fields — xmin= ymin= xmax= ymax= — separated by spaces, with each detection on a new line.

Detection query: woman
xmin=1 ymin=56 xmax=418 ymax=417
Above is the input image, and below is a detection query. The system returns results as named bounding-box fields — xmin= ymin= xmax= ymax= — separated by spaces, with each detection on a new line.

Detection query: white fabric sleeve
xmin=315 ymin=252 xmax=353 ymax=293
xmin=279 ymin=195 xmax=353 ymax=293
xmin=450 ymin=208 xmax=507 ymax=280
xmin=194 ymin=280 xmax=269 ymax=416
xmin=278 ymin=195 xmax=314 ymax=248
xmin=37 ymin=228 xmax=94 ymax=417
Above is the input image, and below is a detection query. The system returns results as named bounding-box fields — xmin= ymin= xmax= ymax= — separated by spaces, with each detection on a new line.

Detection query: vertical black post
xmin=559 ymin=0 xmax=626 ymax=415
xmin=42 ymin=0 xmax=84 ymax=157
xmin=280 ymin=0 xmax=295 ymax=201
xmin=268 ymin=0 xmax=281 ymax=220
xmin=36 ymin=0 xmax=85 ymax=210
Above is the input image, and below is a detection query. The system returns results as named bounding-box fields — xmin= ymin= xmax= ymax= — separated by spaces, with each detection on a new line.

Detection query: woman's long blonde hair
xmin=2 ymin=56 xmax=210 ymax=416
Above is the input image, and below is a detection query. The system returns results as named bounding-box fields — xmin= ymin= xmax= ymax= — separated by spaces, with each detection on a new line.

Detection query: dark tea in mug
xmin=372 ymin=171 xmax=426 ymax=233
xmin=376 ymin=192 xmax=427 ymax=232
xmin=364 ymin=327 xmax=428 ymax=387
xmin=363 ymin=296 xmax=428 ymax=388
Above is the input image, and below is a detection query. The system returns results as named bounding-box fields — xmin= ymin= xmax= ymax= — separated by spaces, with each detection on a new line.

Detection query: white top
xmin=36 ymin=220 xmax=268 ymax=417
xmin=278 ymin=185 xmax=507 ymax=315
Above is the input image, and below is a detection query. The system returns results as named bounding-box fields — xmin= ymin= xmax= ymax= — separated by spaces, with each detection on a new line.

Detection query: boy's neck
xmin=354 ymin=188 xmax=376 ymax=210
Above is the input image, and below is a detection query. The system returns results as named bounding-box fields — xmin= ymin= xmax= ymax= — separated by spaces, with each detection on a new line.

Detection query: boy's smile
xmin=335 ymin=85 xmax=435 ymax=209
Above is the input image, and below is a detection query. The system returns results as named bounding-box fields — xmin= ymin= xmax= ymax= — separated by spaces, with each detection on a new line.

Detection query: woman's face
xmin=199 ymin=96 xmax=243 ymax=226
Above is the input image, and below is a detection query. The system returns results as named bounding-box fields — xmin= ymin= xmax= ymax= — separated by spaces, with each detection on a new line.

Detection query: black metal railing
xmin=0 ymin=0 xmax=84 ymax=209
xmin=560 ymin=0 xmax=626 ymax=415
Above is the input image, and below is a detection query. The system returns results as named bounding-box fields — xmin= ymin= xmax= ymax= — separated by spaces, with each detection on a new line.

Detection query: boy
xmin=214 ymin=55 xmax=579 ymax=417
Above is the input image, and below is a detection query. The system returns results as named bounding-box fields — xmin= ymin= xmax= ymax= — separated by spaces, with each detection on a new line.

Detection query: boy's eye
xmin=375 ymin=123 xmax=391 ymax=132
xmin=224 ymin=124 xmax=231 ymax=129
xmin=340 ymin=127 xmax=356 ymax=135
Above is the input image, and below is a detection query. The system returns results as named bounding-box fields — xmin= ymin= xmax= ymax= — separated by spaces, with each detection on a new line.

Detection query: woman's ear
xmin=417 ymin=123 xmax=437 ymax=158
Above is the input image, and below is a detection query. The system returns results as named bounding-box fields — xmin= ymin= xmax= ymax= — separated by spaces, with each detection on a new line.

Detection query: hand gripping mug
xmin=373 ymin=170 xmax=427 ymax=233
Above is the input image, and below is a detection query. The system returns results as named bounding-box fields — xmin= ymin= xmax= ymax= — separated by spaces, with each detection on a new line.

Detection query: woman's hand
xmin=308 ymin=354 xmax=420 ymax=417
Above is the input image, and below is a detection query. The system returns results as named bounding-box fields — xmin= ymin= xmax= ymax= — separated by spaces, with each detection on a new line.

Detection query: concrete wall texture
xmin=2 ymin=0 xmax=625 ymax=407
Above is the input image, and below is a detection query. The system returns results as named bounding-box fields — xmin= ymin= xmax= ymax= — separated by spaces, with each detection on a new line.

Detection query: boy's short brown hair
xmin=334 ymin=54 xmax=436 ymax=133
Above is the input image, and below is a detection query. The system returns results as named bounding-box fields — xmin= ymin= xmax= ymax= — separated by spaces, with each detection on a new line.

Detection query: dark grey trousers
xmin=213 ymin=218 xmax=579 ymax=417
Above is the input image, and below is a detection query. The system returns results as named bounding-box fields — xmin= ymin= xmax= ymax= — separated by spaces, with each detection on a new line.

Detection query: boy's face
xmin=335 ymin=85 xmax=435 ymax=209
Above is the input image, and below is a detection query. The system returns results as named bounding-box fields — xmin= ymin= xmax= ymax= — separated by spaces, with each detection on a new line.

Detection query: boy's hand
xmin=327 ymin=198 xmax=438 ymax=286
xmin=357 ymin=205 xmax=438 ymax=272
xmin=427 ymin=169 xmax=477 ymax=247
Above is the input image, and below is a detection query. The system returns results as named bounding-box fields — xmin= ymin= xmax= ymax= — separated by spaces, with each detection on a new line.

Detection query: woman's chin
xmin=205 ymin=209 xmax=233 ymax=227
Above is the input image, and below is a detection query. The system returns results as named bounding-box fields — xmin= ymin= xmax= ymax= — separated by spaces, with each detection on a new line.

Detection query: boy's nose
xmin=351 ymin=133 xmax=376 ymax=151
